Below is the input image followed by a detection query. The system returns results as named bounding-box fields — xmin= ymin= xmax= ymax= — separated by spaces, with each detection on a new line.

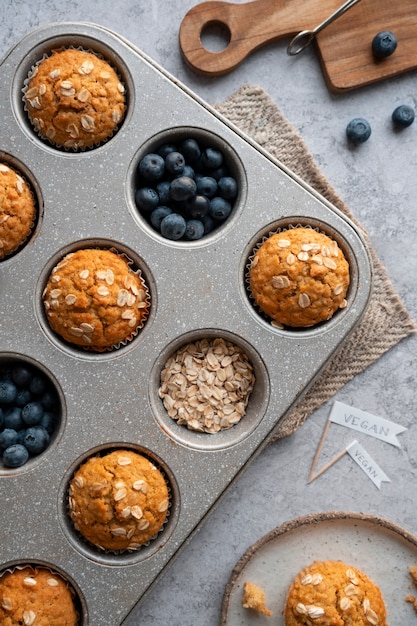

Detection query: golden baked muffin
xmin=0 ymin=565 xmax=78 ymax=625
xmin=242 ymin=581 xmax=273 ymax=616
xmin=42 ymin=248 xmax=149 ymax=351
xmin=68 ymin=449 xmax=169 ymax=551
xmin=0 ymin=162 xmax=36 ymax=260
xmin=284 ymin=560 xmax=387 ymax=626
xmin=24 ymin=48 xmax=125 ymax=150
xmin=249 ymin=227 xmax=350 ymax=327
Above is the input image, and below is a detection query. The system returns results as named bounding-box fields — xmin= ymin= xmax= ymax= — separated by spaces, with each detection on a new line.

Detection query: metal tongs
xmin=287 ymin=0 xmax=362 ymax=55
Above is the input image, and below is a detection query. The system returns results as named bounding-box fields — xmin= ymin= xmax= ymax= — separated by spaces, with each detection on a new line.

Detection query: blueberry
xmin=180 ymin=165 xmax=196 ymax=180
xmin=165 ymin=151 xmax=185 ymax=176
xmin=346 ymin=118 xmax=372 ymax=144
xmin=209 ymin=197 xmax=232 ymax=221
xmin=0 ymin=408 xmax=3 ymax=429
xmin=0 ymin=429 xmax=19 ymax=452
xmin=40 ymin=411 xmax=57 ymax=434
xmin=12 ymin=365 xmax=33 ymax=387
xmin=29 ymin=375 xmax=47 ymax=396
xmin=196 ymin=176 xmax=217 ymax=198
xmin=0 ymin=380 xmax=17 ymax=404
xmin=156 ymin=180 xmax=171 ymax=204
xmin=184 ymin=219 xmax=205 ymax=241
xmin=150 ymin=206 xmax=172 ymax=230
xmin=392 ymin=105 xmax=415 ymax=128
xmin=3 ymin=407 xmax=24 ymax=430
xmin=186 ymin=195 xmax=210 ymax=220
xmin=40 ymin=390 xmax=58 ymax=411
xmin=24 ymin=426 xmax=50 ymax=455
xmin=210 ymin=165 xmax=228 ymax=181
xmin=22 ymin=401 xmax=44 ymax=426
xmin=218 ymin=176 xmax=238 ymax=199
xmin=169 ymin=176 xmax=197 ymax=202
xmin=135 ymin=187 xmax=159 ymax=212
xmin=2 ymin=444 xmax=29 ymax=468
xmin=138 ymin=153 xmax=165 ymax=181
xmin=15 ymin=388 xmax=33 ymax=407
xmin=202 ymin=214 xmax=215 ymax=235
xmin=160 ymin=213 xmax=187 ymax=240
xmin=200 ymin=147 xmax=223 ymax=170
xmin=157 ymin=143 xmax=177 ymax=158
xmin=180 ymin=138 xmax=201 ymax=163
xmin=372 ymin=31 xmax=397 ymax=58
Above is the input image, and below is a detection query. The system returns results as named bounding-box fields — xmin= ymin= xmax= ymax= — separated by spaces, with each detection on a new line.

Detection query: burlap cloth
xmin=213 ymin=84 xmax=416 ymax=440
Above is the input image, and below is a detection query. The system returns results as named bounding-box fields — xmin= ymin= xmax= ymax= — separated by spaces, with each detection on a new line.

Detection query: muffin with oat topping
xmin=249 ymin=227 xmax=350 ymax=328
xmin=23 ymin=48 xmax=125 ymax=150
xmin=42 ymin=248 xmax=149 ymax=351
xmin=68 ymin=449 xmax=169 ymax=552
xmin=0 ymin=565 xmax=78 ymax=625
xmin=0 ymin=162 xmax=36 ymax=260
xmin=284 ymin=560 xmax=387 ymax=626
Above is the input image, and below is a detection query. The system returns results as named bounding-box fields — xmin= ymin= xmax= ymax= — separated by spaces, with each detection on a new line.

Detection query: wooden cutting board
xmin=179 ymin=0 xmax=417 ymax=92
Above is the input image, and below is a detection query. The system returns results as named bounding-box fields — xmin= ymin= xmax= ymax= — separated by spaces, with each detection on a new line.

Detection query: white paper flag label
xmin=329 ymin=401 xmax=406 ymax=447
xmin=346 ymin=440 xmax=391 ymax=489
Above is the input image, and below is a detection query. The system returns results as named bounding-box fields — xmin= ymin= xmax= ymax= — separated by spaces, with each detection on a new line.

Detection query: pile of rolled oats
xmin=159 ymin=338 xmax=255 ymax=433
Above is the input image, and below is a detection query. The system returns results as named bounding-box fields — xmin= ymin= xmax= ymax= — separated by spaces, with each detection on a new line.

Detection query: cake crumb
xmin=242 ymin=581 xmax=273 ymax=616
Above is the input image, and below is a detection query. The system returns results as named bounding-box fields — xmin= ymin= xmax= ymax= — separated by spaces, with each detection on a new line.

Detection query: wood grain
xmin=179 ymin=0 xmax=417 ymax=91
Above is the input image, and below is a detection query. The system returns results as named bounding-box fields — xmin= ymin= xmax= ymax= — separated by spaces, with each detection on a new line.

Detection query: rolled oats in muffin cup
xmin=247 ymin=224 xmax=350 ymax=329
xmin=158 ymin=337 xmax=256 ymax=433
xmin=42 ymin=247 xmax=150 ymax=352
xmin=23 ymin=47 xmax=126 ymax=151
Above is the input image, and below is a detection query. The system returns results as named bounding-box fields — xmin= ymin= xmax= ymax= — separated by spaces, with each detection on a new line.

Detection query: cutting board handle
xmin=179 ymin=0 xmax=336 ymax=75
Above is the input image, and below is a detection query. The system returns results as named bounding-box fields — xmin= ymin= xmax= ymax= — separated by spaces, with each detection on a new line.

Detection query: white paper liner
xmin=22 ymin=45 xmax=127 ymax=152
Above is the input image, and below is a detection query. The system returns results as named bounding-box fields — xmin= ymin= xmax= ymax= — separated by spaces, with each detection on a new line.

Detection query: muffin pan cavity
xmin=0 ymin=22 xmax=373 ymax=625
xmin=59 ymin=444 xmax=179 ymax=567
xmin=0 ymin=152 xmax=41 ymax=262
xmin=0 ymin=354 xmax=65 ymax=474
xmin=244 ymin=218 xmax=360 ymax=334
xmin=128 ymin=126 xmax=246 ymax=244
xmin=150 ymin=329 xmax=269 ymax=451
xmin=35 ymin=239 xmax=153 ymax=358
xmin=13 ymin=33 xmax=131 ymax=152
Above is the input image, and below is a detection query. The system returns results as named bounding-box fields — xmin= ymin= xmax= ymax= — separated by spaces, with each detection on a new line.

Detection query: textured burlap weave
xmin=214 ymin=84 xmax=416 ymax=440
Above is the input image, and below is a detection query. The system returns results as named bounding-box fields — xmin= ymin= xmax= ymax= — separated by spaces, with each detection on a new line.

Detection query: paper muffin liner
xmin=22 ymin=45 xmax=127 ymax=152
xmin=0 ymin=162 xmax=38 ymax=261
xmin=43 ymin=246 xmax=151 ymax=353
xmin=66 ymin=447 xmax=173 ymax=556
xmin=0 ymin=563 xmax=82 ymax=624
xmin=245 ymin=223 xmax=349 ymax=329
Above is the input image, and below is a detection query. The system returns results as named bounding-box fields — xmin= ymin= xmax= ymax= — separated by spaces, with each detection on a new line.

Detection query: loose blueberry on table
xmin=134 ymin=137 xmax=238 ymax=241
xmin=346 ymin=118 xmax=372 ymax=144
xmin=0 ymin=364 xmax=59 ymax=468
xmin=392 ymin=105 xmax=415 ymax=128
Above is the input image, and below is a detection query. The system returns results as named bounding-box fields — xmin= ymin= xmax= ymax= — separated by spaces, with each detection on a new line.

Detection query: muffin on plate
xmin=0 ymin=162 xmax=36 ymax=260
xmin=284 ymin=560 xmax=387 ymax=626
xmin=68 ymin=449 xmax=169 ymax=551
xmin=24 ymin=48 xmax=125 ymax=150
xmin=42 ymin=248 xmax=149 ymax=351
xmin=249 ymin=227 xmax=350 ymax=328
xmin=0 ymin=565 xmax=78 ymax=625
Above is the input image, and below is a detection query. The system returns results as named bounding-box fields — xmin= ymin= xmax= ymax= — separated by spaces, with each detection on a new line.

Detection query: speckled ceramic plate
xmin=221 ymin=511 xmax=417 ymax=625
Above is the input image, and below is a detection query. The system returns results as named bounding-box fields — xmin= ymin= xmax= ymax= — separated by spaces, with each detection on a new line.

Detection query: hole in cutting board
xmin=200 ymin=21 xmax=231 ymax=52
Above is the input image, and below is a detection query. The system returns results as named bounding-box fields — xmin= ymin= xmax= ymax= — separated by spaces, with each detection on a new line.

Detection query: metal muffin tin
xmin=0 ymin=22 xmax=373 ymax=625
